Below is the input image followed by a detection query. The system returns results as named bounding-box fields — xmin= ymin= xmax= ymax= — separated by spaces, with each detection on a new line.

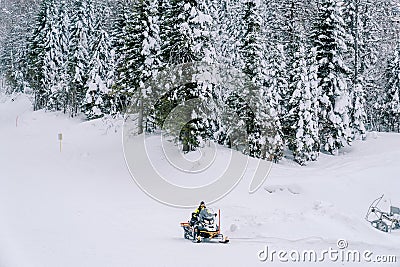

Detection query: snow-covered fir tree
xmin=159 ymin=0 xmax=216 ymax=151
xmin=237 ymin=0 xmax=265 ymax=158
xmin=263 ymin=43 xmax=286 ymax=161
xmin=80 ymin=0 xmax=114 ymax=119
xmin=280 ymin=0 xmax=309 ymax=148
xmin=132 ymin=0 xmax=162 ymax=133
xmin=68 ymin=0 xmax=93 ymax=116
xmin=212 ymin=0 xmax=242 ymax=68
xmin=161 ymin=0 xmax=215 ymax=65
xmin=113 ymin=0 xmax=162 ymax=125
xmin=0 ymin=24 xmax=27 ymax=93
xmin=83 ymin=26 xmax=112 ymax=119
xmin=384 ymin=45 xmax=400 ymax=132
xmin=308 ymin=46 xmax=321 ymax=152
xmin=361 ymin=0 xmax=400 ymax=132
xmin=113 ymin=0 xmax=143 ymax=112
xmin=109 ymin=0 xmax=132 ymax=114
xmin=42 ymin=0 xmax=65 ymax=111
xmin=265 ymin=44 xmax=287 ymax=119
xmin=351 ymin=81 xmax=367 ymax=138
xmin=0 ymin=0 xmax=37 ymax=94
xmin=236 ymin=0 xmax=283 ymax=161
xmin=344 ymin=0 xmax=367 ymax=139
xmin=287 ymin=44 xmax=319 ymax=165
xmin=312 ymin=0 xmax=352 ymax=154
xmin=27 ymin=0 xmax=51 ymax=110
xmin=56 ymin=0 xmax=71 ymax=113
xmin=28 ymin=0 xmax=71 ymax=112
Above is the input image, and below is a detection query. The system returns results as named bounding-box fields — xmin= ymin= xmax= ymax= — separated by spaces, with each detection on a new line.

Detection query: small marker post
xmin=58 ymin=133 xmax=63 ymax=152
xmin=218 ymin=209 xmax=221 ymax=234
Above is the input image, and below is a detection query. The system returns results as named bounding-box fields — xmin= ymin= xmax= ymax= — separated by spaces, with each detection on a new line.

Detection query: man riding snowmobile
xmin=190 ymin=201 xmax=206 ymax=226
xmin=180 ymin=202 xmax=229 ymax=243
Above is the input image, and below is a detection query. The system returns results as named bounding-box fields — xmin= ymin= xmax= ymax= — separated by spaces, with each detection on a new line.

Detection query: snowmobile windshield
xmin=199 ymin=208 xmax=215 ymax=222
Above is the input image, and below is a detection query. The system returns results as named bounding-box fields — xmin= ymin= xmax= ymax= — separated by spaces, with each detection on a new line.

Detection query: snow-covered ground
xmin=0 ymin=94 xmax=399 ymax=267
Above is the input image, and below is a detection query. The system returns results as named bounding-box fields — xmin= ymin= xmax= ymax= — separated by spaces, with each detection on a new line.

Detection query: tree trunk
xmin=138 ymin=99 xmax=144 ymax=135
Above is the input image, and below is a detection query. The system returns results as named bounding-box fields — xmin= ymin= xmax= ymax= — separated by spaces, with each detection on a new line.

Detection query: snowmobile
xmin=180 ymin=208 xmax=229 ymax=243
xmin=365 ymin=195 xmax=400 ymax=233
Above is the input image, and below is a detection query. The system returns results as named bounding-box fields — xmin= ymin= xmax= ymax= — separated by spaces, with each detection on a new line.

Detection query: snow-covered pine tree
xmin=237 ymin=0 xmax=265 ymax=158
xmin=159 ymin=0 xmax=216 ymax=152
xmin=0 ymin=26 xmax=27 ymax=94
xmin=42 ymin=0 xmax=65 ymax=111
xmin=68 ymin=0 xmax=92 ymax=117
xmin=384 ymin=45 xmax=400 ymax=132
xmin=280 ymin=0 xmax=308 ymax=146
xmin=262 ymin=1 xmax=308 ymax=160
xmin=86 ymin=0 xmax=97 ymax=38
xmin=56 ymin=0 xmax=71 ymax=113
xmin=113 ymin=0 xmax=162 ymax=126
xmin=0 ymin=0 xmax=37 ymax=94
xmin=112 ymin=0 xmax=131 ymax=53
xmin=83 ymin=26 xmax=112 ymax=120
xmin=360 ymin=0 xmax=384 ymax=132
xmin=112 ymin=0 xmax=143 ymax=113
xmin=133 ymin=0 xmax=162 ymax=133
xmin=24 ymin=0 xmax=69 ymax=111
xmin=234 ymin=0 xmax=284 ymax=161
xmin=191 ymin=0 xmax=235 ymax=148
xmin=27 ymin=0 xmax=51 ymax=110
xmin=103 ymin=0 xmax=118 ymax=116
xmin=212 ymin=0 xmax=242 ymax=68
xmin=109 ymin=0 xmax=132 ymax=114
xmin=278 ymin=0 xmax=308 ymax=48
xmin=263 ymin=43 xmax=286 ymax=161
xmin=308 ymin=47 xmax=321 ymax=153
xmin=265 ymin=44 xmax=287 ymax=115
xmin=344 ymin=0 xmax=367 ymax=140
xmin=287 ymin=44 xmax=319 ymax=165
xmin=161 ymin=0 xmax=215 ymax=65
xmin=361 ymin=0 xmax=399 ymax=132
xmin=261 ymin=0 xmax=316 ymax=47
xmin=351 ymin=80 xmax=367 ymax=137
xmin=312 ymin=0 xmax=352 ymax=154
xmin=262 ymin=0 xmax=286 ymax=45
xmin=80 ymin=0 xmax=114 ymax=119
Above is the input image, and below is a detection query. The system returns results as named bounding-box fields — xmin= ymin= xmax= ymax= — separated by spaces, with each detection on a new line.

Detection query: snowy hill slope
xmin=0 ymin=95 xmax=399 ymax=267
